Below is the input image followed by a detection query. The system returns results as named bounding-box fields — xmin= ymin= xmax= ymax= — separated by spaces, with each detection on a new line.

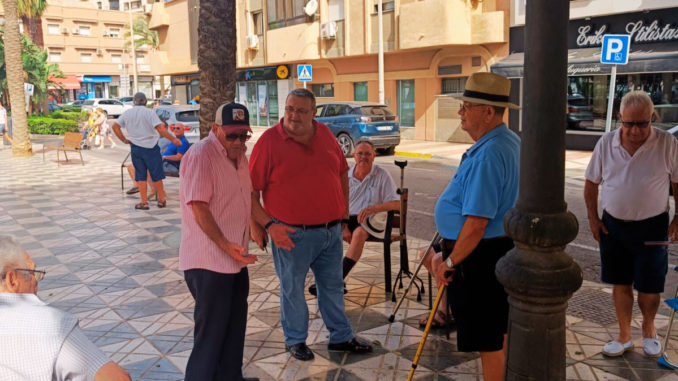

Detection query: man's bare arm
xmin=584 ymin=180 xmax=608 ymax=242
xmin=111 ymin=123 xmax=129 ymax=144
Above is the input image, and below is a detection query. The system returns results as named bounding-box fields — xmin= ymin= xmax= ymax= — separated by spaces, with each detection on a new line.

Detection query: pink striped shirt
xmin=179 ymin=131 xmax=252 ymax=274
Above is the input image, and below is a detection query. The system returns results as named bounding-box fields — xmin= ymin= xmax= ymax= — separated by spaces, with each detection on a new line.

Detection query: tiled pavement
xmin=3 ymin=147 xmax=678 ymax=380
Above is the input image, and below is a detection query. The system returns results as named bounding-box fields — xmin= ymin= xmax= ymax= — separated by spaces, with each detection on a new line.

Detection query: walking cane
xmin=407 ymin=283 xmax=447 ymax=381
xmin=388 ymin=231 xmax=440 ymax=322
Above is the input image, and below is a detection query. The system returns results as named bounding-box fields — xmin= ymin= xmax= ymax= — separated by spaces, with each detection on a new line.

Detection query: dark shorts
xmin=131 ymin=143 xmax=165 ymax=182
xmin=445 ymin=236 xmax=513 ymax=352
xmin=600 ymin=210 xmax=668 ymax=293
xmin=348 ymin=215 xmax=378 ymax=239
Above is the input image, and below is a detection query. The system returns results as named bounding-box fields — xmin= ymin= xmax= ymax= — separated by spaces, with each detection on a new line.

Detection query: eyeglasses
xmin=459 ymin=103 xmax=486 ymax=112
xmin=225 ymin=133 xmax=252 ymax=142
xmin=284 ymin=106 xmax=311 ymax=115
xmin=620 ymin=120 xmax=651 ymax=129
xmin=172 ymin=126 xmax=183 ymax=131
xmin=1 ymin=268 xmax=46 ymax=282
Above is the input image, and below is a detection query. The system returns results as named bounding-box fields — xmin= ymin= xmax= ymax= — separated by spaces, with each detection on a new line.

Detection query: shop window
xmin=49 ymin=51 xmax=62 ymax=62
xmin=47 ymin=24 xmax=60 ymax=35
xmin=354 ymin=82 xmax=367 ymax=101
xmin=311 ymin=83 xmax=334 ymax=98
xmin=80 ymin=53 xmax=93 ymax=63
xmin=266 ymin=0 xmax=307 ymax=30
xmin=442 ymin=77 xmax=467 ymax=94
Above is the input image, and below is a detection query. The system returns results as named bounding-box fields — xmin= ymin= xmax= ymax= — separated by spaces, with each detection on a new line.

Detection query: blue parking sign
xmin=600 ymin=35 xmax=630 ymax=65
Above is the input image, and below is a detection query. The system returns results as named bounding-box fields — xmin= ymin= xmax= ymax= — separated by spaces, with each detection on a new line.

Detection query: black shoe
xmin=126 ymin=187 xmax=139 ymax=195
xmin=242 ymin=378 xmax=260 ymax=381
xmin=328 ymin=337 xmax=373 ymax=353
xmin=308 ymin=283 xmax=347 ymax=296
xmin=286 ymin=342 xmax=314 ymax=361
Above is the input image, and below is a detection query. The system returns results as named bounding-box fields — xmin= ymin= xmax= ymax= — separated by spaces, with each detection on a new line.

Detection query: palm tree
xmin=197 ymin=0 xmax=235 ymax=138
xmin=18 ymin=0 xmax=47 ymax=49
xmin=2 ymin=0 xmax=31 ymax=156
xmin=123 ymin=17 xmax=159 ymax=51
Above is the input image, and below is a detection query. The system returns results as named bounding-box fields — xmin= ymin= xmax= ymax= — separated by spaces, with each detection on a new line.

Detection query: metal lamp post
xmin=496 ymin=0 xmax=583 ymax=379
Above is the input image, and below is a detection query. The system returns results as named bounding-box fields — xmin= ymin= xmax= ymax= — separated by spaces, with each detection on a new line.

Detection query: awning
xmin=48 ymin=75 xmax=81 ymax=90
xmin=492 ymin=43 xmax=678 ymax=78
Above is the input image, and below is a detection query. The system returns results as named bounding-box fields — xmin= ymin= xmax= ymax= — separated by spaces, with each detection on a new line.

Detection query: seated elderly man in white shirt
xmin=0 ymin=236 xmax=130 ymax=381
xmin=309 ymin=140 xmax=400 ymax=296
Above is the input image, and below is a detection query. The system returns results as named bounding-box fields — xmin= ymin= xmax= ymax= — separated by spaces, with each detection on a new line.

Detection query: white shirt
xmin=585 ymin=127 xmax=678 ymax=221
xmin=116 ymin=106 xmax=163 ymax=148
xmin=348 ymin=164 xmax=399 ymax=215
xmin=0 ymin=293 xmax=110 ymax=381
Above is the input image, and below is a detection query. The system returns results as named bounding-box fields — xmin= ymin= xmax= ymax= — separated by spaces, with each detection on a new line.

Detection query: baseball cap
xmin=215 ymin=102 xmax=252 ymax=132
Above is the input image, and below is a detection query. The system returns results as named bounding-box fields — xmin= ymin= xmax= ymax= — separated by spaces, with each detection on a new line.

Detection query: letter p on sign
xmin=600 ymin=35 xmax=630 ymax=65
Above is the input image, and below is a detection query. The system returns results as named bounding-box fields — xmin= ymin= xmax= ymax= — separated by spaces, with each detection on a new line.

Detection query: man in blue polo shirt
xmin=161 ymin=123 xmax=190 ymax=175
xmin=429 ymin=72 xmax=520 ymax=381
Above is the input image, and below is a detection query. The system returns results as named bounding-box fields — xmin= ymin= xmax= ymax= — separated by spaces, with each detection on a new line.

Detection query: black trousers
xmin=184 ymin=268 xmax=249 ymax=381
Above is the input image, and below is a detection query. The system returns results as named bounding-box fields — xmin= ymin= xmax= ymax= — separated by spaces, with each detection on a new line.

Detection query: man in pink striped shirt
xmin=179 ymin=102 xmax=259 ymax=381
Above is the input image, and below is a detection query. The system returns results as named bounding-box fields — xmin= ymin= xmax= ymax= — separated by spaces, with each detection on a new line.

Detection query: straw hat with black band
xmin=452 ymin=72 xmax=521 ymax=110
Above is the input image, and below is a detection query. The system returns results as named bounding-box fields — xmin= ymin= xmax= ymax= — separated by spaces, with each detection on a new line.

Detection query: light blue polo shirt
xmin=434 ymin=124 xmax=520 ymax=239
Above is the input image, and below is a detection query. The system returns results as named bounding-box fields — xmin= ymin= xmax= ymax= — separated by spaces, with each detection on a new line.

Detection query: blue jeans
xmin=270 ymin=223 xmax=354 ymax=345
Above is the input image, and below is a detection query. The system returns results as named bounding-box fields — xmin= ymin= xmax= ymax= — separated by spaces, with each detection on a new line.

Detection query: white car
xmin=81 ymin=98 xmax=132 ymax=117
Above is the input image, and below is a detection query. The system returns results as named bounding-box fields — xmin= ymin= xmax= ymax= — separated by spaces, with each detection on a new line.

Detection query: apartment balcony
xmin=266 ymin=22 xmax=320 ymax=64
xmin=323 ymin=20 xmax=345 ymax=58
xmin=369 ymin=11 xmax=395 ymax=53
xmin=148 ymin=3 xmax=170 ymax=30
xmin=399 ymin=0 xmax=506 ymax=50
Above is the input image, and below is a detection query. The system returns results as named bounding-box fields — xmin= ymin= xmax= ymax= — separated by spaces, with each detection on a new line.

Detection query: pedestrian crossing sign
xmin=297 ymin=65 xmax=312 ymax=82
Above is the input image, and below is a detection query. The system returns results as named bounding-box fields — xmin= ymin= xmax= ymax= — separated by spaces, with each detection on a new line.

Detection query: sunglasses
xmin=225 ymin=133 xmax=252 ymax=142
xmin=620 ymin=120 xmax=651 ymax=129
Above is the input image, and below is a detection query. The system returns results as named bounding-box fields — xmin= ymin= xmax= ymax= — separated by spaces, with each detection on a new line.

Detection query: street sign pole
xmin=600 ymin=34 xmax=630 ymax=133
xmin=605 ymin=65 xmax=617 ymax=133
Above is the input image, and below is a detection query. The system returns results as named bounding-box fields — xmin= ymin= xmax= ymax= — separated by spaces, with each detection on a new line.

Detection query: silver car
xmin=154 ymin=105 xmax=200 ymax=143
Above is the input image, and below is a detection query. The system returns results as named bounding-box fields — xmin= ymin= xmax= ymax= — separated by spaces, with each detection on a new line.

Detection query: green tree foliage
xmin=123 ymin=17 xmax=159 ymax=51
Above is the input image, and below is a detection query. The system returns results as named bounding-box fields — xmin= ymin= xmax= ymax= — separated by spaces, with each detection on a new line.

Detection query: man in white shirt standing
xmin=0 ymin=235 xmax=130 ymax=381
xmin=585 ymin=90 xmax=678 ymax=358
xmin=0 ymin=100 xmax=11 ymax=145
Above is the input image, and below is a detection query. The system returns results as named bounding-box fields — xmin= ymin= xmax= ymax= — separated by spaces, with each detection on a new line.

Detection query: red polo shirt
xmin=249 ymin=119 xmax=349 ymax=225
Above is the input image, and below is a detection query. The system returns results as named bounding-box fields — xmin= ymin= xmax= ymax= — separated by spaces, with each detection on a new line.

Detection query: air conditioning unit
xmin=143 ymin=4 xmax=153 ymax=14
xmin=72 ymin=28 xmax=80 ymax=35
xmin=61 ymin=27 xmax=69 ymax=34
xmin=96 ymin=49 xmax=103 ymax=55
xmin=320 ymin=21 xmax=337 ymax=39
xmin=118 ymin=64 xmax=123 ymax=70
xmin=246 ymin=34 xmax=259 ymax=50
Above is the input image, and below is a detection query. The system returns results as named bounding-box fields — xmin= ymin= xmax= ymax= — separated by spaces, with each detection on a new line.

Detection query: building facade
xmin=493 ymin=1 xmax=678 ymax=149
xmin=150 ymin=0 xmax=510 ymax=141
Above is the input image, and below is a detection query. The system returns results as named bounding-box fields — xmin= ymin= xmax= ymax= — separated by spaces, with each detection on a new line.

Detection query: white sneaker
xmin=602 ymin=339 xmax=634 ymax=357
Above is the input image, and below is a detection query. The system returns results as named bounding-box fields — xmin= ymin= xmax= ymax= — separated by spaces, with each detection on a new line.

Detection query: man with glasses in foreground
xmin=429 ymin=72 xmax=520 ymax=381
xmin=250 ymin=88 xmax=373 ymax=361
xmin=585 ymin=90 xmax=678 ymax=358
xmin=179 ymin=103 xmax=259 ymax=381
xmin=0 ymin=235 xmax=130 ymax=380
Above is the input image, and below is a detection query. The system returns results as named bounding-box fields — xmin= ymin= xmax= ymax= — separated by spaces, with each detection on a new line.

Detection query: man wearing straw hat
xmin=430 ymin=72 xmax=520 ymax=381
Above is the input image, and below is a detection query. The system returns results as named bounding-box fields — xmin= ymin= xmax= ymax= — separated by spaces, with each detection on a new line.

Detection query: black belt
xmin=283 ymin=219 xmax=342 ymax=230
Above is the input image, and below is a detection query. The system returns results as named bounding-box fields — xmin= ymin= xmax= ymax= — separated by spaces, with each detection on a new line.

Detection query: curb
xmin=394 ymin=151 xmax=433 ymax=159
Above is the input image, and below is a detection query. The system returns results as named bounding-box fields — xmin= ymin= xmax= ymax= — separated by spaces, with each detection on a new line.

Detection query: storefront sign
xmin=510 ymin=8 xmax=678 ymax=52
xmin=567 ymin=64 xmax=603 ymax=76
xmin=82 ymin=76 xmax=111 ymax=83
xmin=171 ymin=74 xmax=200 ymax=86
xmin=276 ymin=65 xmax=289 ymax=79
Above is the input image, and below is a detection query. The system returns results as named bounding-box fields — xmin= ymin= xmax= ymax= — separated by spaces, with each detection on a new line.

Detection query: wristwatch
xmin=445 ymin=257 xmax=454 ymax=268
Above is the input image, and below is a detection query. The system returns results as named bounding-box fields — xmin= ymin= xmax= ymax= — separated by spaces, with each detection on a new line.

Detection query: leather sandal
xmin=328 ymin=337 xmax=373 ymax=353
xmin=135 ymin=202 xmax=149 ymax=210
xmin=157 ymin=200 xmax=167 ymax=208
xmin=419 ymin=310 xmax=453 ymax=329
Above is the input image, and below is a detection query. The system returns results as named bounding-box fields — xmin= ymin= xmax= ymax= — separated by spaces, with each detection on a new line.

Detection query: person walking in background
xmin=429 ymin=72 xmax=521 ymax=381
xmin=95 ymin=108 xmax=116 ymax=149
xmin=250 ymin=88 xmax=372 ymax=361
xmin=584 ymin=90 xmax=678 ymax=358
xmin=0 ymin=236 xmax=131 ymax=381
xmin=112 ymin=92 xmax=180 ymax=210
xmin=0 ymin=100 xmax=11 ymax=145
xmin=179 ymin=103 xmax=258 ymax=381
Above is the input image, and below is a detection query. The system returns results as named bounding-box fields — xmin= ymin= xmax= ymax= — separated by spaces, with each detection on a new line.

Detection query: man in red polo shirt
xmin=250 ymin=88 xmax=373 ymax=361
